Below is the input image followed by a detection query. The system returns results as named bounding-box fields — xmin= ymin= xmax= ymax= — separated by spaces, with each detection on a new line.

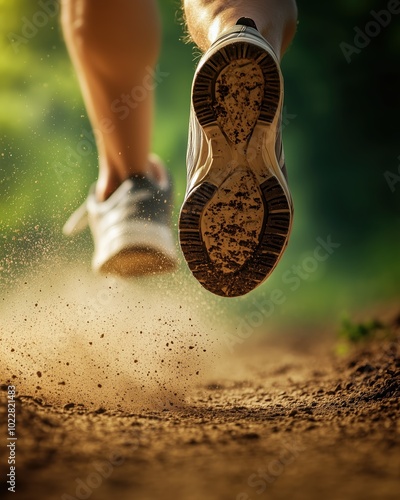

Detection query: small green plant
xmin=339 ymin=316 xmax=385 ymax=343
xmin=335 ymin=315 xmax=388 ymax=356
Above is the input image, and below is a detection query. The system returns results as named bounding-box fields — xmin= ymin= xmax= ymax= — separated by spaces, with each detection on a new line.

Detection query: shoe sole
xmin=93 ymin=222 xmax=178 ymax=277
xmin=179 ymin=39 xmax=293 ymax=298
xmin=99 ymin=249 xmax=177 ymax=277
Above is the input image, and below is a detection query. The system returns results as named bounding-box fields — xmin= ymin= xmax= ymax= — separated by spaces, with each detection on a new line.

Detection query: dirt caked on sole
xmin=179 ymin=40 xmax=292 ymax=298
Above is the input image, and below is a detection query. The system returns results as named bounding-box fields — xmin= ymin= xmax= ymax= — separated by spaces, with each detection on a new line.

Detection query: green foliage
xmin=339 ymin=316 xmax=385 ymax=343
xmin=336 ymin=313 xmax=396 ymax=355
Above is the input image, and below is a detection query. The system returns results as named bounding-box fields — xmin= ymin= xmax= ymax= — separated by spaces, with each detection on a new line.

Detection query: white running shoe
xmin=63 ymin=160 xmax=178 ymax=277
xmin=179 ymin=18 xmax=294 ymax=298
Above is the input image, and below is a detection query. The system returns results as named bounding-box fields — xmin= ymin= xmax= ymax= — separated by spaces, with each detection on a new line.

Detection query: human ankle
xmin=96 ymin=156 xmax=167 ymax=201
xmin=95 ymin=174 xmax=122 ymax=202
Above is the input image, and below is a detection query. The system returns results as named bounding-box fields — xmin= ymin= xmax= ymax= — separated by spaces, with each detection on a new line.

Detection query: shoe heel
xmin=179 ymin=175 xmax=291 ymax=297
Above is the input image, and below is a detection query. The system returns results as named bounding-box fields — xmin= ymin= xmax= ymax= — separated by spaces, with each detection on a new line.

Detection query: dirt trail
xmin=1 ymin=313 xmax=399 ymax=500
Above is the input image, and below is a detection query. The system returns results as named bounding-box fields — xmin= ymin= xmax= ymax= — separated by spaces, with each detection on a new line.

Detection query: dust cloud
xmin=0 ymin=260 xmax=224 ymax=412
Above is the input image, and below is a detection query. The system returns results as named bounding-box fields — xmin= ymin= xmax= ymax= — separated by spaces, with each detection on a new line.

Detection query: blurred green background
xmin=0 ymin=0 xmax=399 ymax=328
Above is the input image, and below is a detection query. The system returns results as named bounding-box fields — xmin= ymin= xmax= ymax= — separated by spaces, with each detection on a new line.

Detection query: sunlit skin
xmin=61 ymin=0 xmax=297 ymax=201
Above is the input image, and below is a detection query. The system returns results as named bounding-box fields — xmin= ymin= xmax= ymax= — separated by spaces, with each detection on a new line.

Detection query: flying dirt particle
xmin=1 ymin=266 xmax=219 ymax=413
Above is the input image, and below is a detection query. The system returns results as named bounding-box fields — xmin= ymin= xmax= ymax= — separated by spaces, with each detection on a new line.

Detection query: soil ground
xmin=1 ymin=313 xmax=399 ymax=500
